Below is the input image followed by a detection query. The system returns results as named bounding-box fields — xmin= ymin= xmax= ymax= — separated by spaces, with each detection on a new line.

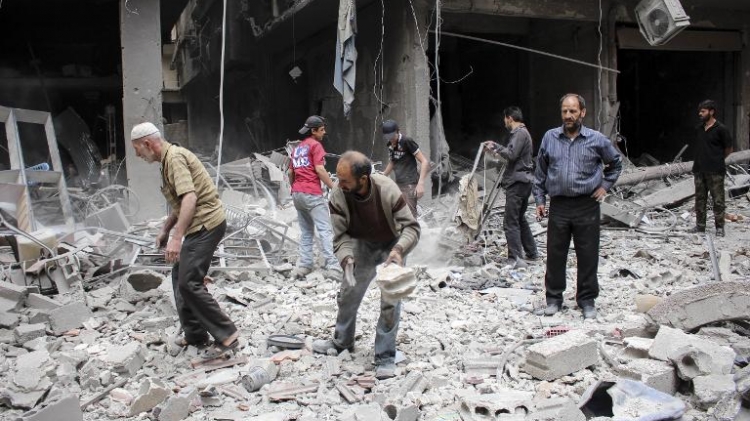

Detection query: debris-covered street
xmin=4 ymin=141 xmax=750 ymax=420
xmin=2 ymin=0 xmax=750 ymax=420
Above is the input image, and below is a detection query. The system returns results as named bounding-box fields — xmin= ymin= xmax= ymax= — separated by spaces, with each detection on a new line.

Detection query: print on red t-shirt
xmin=291 ymin=137 xmax=326 ymax=195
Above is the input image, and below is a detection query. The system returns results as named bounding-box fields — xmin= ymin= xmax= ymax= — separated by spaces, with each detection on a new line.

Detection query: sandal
xmin=174 ymin=336 xmax=212 ymax=349
xmin=201 ymin=338 xmax=240 ymax=360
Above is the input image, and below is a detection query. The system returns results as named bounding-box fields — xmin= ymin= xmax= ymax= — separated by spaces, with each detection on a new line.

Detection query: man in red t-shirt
xmin=289 ymin=116 xmax=342 ymax=279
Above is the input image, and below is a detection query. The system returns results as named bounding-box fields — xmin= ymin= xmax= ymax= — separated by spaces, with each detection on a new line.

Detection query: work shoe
xmin=543 ymin=302 xmax=561 ymax=316
xmin=323 ymin=266 xmax=344 ymax=282
xmin=581 ymin=305 xmax=597 ymax=320
xmin=312 ymin=339 xmax=353 ymax=355
xmin=687 ymin=226 xmax=705 ymax=234
xmin=716 ymin=227 xmax=726 ymax=237
xmin=292 ymin=266 xmax=314 ymax=278
xmin=374 ymin=362 xmax=397 ymax=380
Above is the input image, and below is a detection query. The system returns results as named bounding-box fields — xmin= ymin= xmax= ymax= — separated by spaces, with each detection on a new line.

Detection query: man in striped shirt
xmin=533 ymin=94 xmax=622 ymax=320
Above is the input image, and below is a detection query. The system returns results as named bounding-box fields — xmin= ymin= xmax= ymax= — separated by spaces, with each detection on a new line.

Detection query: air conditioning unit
xmin=634 ymin=0 xmax=690 ymax=46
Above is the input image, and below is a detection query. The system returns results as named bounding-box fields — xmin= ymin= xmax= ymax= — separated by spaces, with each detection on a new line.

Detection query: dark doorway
xmin=617 ymin=49 xmax=735 ymax=164
xmin=430 ymin=33 xmax=530 ymax=160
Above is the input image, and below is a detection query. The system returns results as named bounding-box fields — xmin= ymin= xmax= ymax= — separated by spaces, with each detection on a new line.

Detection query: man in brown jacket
xmin=312 ymin=151 xmax=420 ymax=379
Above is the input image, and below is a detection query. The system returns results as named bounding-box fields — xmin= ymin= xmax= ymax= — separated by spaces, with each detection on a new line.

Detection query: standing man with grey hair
xmin=290 ymin=115 xmax=342 ymax=280
xmin=689 ymin=99 xmax=734 ymax=237
xmin=382 ymin=120 xmax=430 ymax=218
xmin=484 ymin=106 xmax=538 ymax=269
xmin=313 ymin=151 xmax=420 ymax=379
xmin=130 ymin=122 xmax=239 ymax=358
xmin=533 ymin=94 xmax=622 ymax=320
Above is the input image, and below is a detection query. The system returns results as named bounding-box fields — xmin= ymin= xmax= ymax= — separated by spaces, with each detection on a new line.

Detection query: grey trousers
xmin=172 ymin=220 xmax=237 ymax=344
xmin=332 ymin=238 xmax=401 ymax=365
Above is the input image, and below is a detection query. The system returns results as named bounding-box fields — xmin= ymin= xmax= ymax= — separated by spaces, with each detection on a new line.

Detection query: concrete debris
xmin=580 ymin=379 xmax=686 ymax=420
xmin=48 ymin=302 xmax=92 ymax=334
xmin=129 ymin=377 xmax=170 ymax=416
xmin=459 ymin=391 xmax=533 ymax=420
xmin=692 ymin=374 xmax=736 ymax=409
xmin=3 ymin=169 xmax=750 ymax=420
xmin=649 ymin=326 xmax=736 ymax=379
xmin=15 ymin=394 xmax=83 ymax=421
xmin=523 ymin=330 xmax=599 ymax=380
xmin=154 ymin=387 xmax=198 ymax=421
xmin=648 ymin=281 xmax=750 ymax=331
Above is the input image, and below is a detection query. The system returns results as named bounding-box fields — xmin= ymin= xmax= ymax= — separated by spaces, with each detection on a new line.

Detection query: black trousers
xmin=545 ymin=196 xmax=600 ymax=307
xmin=172 ymin=220 xmax=237 ymax=344
xmin=504 ymin=182 xmax=538 ymax=260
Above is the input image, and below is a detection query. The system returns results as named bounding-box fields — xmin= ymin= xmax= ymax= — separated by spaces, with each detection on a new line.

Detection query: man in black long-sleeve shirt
xmin=533 ymin=94 xmax=622 ymax=320
xmin=689 ymin=99 xmax=733 ymax=237
xmin=484 ymin=106 xmax=538 ymax=269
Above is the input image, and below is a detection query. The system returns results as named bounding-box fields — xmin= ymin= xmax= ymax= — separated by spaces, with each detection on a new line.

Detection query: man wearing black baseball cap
xmin=382 ymin=120 xmax=430 ymax=218
xmin=289 ymin=115 xmax=342 ymax=280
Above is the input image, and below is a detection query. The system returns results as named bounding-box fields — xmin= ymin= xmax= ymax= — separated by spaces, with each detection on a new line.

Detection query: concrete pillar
xmin=120 ymin=0 xmax=166 ymax=221
xmin=739 ymin=25 xmax=750 ymax=151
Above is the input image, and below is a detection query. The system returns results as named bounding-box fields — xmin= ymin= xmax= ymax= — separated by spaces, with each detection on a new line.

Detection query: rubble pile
xmin=3 ymin=159 xmax=750 ymax=420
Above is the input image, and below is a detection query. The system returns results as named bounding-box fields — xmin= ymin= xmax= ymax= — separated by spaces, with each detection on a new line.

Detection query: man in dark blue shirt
xmin=690 ymin=99 xmax=733 ymax=237
xmin=533 ymin=94 xmax=622 ymax=320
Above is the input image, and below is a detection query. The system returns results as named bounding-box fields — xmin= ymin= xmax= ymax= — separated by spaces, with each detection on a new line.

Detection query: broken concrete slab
xmin=13 ymin=323 xmax=47 ymax=344
xmin=459 ymin=391 xmax=533 ymax=420
xmin=0 ymin=311 xmax=21 ymax=328
xmin=523 ymin=330 xmax=599 ymax=381
xmin=0 ymin=388 xmax=48 ymax=410
xmin=0 ymin=282 xmax=38 ymax=312
xmin=129 ymin=377 xmax=170 ymax=416
xmin=48 ymin=302 xmax=92 ymax=334
xmin=693 ymin=374 xmax=736 ymax=409
xmin=648 ymin=281 xmax=750 ymax=331
xmin=25 ymin=293 xmax=63 ymax=310
xmin=735 ymin=364 xmax=750 ymax=399
xmin=618 ymin=358 xmax=677 ymax=395
xmin=649 ymin=326 xmax=735 ymax=379
xmin=102 ymin=342 xmax=145 ymax=376
xmin=17 ymin=394 xmax=83 ymax=421
xmin=633 ymin=177 xmax=694 ymax=208
xmin=155 ymin=387 xmax=197 ymax=421
xmin=527 ymin=397 xmax=585 ymax=421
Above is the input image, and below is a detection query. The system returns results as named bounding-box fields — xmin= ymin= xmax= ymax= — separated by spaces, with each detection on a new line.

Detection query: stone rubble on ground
xmin=3 ymin=181 xmax=750 ymax=420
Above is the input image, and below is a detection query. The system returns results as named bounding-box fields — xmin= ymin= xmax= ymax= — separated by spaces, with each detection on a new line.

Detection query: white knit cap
xmin=130 ymin=122 xmax=160 ymax=141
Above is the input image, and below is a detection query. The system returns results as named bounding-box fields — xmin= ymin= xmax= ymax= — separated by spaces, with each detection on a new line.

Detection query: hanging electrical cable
xmin=214 ymin=0 xmax=228 ymax=186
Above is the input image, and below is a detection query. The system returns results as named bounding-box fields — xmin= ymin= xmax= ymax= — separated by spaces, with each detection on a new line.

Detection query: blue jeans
xmin=332 ymin=239 xmax=401 ymax=365
xmin=292 ymin=192 xmax=338 ymax=269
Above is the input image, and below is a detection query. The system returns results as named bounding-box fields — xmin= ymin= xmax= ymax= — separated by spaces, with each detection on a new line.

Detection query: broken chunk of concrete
xmin=459 ymin=391 xmax=533 ymax=420
xmin=102 ymin=342 xmax=145 ymax=376
xmin=523 ymin=330 xmax=599 ymax=381
xmin=13 ymin=323 xmax=47 ymax=344
xmin=17 ymin=394 xmax=83 ymax=421
xmin=129 ymin=377 xmax=170 ymax=416
xmin=126 ymin=270 xmax=164 ymax=292
xmin=49 ymin=302 xmax=92 ymax=334
xmin=734 ymin=364 xmax=750 ymax=399
xmin=155 ymin=387 xmax=197 ymax=421
xmin=618 ymin=358 xmax=677 ymax=394
xmin=693 ymin=375 xmax=736 ymax=409
xmin=25 ymin=293 xmax=63 ymax=310
xmin=0 ymin=388 xmax=47 ymax=410
xmin=0 ymin=311 xmax=20 ymax=328
xmin=527 ymin=397 xmax=585 ymax=421
xmin=0 ymin=282 xmax=37 ymax=312
xmin=649 ymin=326 xmax=735 ymax=380
xmin=648 ymin=281 xmax=750 ymax=331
